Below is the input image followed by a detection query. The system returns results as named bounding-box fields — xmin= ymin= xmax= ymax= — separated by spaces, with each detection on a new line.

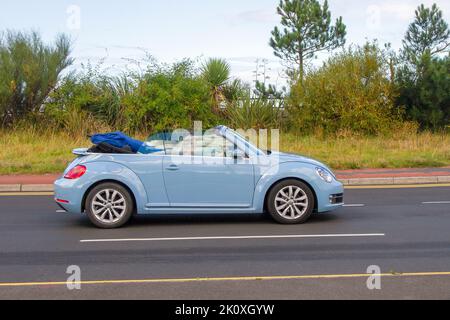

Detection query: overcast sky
xmin=1 ymin=0 xmax=449 ymax=86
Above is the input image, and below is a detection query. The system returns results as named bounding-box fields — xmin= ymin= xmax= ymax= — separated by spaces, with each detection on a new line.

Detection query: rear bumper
xmin=54 ymin=178 xmax=85 ymax=214
xmin=55 ymin=201 xmax=68 ymax=212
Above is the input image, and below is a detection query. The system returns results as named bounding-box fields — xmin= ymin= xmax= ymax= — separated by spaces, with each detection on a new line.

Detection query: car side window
xmin=169 ymin=133 xmax=236 ymax=158
xmin=202 ymin=134 xmax=236 ymax=158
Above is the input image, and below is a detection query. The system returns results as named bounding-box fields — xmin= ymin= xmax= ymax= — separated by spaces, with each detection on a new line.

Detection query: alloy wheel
xmin=91 ymin=189 xmax=127 ymax=224
xmin=274 ymin=186 xmax=309 ymax=219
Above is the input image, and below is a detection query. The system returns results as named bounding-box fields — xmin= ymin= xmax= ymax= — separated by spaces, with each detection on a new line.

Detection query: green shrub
xmin=396 ymin=54 xmax=450 ymax=130
xmin=44 ymin=62 xmax=136 ymax=134
xmin=0 ymin=31 xmax=73 ymax=127
xmin=123 ymin=60 xmax=218 ymax=132
xmin=225 ymin=97 xmax=284 ymax=130
xmin=288 ymin=43 xmax=402 ymax=135
xmin=43 ymin=59 xmax=219 ymax=134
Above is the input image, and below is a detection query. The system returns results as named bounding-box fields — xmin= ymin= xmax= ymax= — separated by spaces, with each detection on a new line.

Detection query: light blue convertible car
xmin=54 ymin=126 xmax=344 ymax=228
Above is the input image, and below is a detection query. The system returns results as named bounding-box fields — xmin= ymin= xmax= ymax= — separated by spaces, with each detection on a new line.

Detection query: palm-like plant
xmin=225 ymin=97 xmax=284 ymax=130
xmin=0 ymin=31 xmax=73 ymax=127
xmin=201 ymin=58 xmax=231 ymax=112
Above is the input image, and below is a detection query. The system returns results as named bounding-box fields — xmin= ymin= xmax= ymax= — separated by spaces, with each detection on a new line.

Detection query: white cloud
xmin=377 ymin=3 xmax=416 ymax=21
xmin=372 ymin=0 xmax=450 ymax=22
xmin=225 ymin=9 xmax=278 ymax=26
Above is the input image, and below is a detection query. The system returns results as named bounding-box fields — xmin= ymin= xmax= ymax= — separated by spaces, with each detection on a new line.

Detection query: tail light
xmin=64 ymin=165 xmax=87 ymax=180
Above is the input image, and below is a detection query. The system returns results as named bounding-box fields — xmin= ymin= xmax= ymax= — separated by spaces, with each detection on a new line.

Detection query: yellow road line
xmin=1 ymin=271 xmax=450 ymax=288
xmin=345 ymin=183 xmax=450 ymax=189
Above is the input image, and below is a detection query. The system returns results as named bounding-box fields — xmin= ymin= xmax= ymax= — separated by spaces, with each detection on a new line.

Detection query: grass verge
xmin=281 ymin=132 xmax=450 ymax=169
xmin=0 ymin=129 xmax=449 ymax=175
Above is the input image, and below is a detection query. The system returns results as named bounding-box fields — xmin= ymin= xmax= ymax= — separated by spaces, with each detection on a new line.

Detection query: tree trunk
xmin=299 ymin=54 xmax=304 ymax=86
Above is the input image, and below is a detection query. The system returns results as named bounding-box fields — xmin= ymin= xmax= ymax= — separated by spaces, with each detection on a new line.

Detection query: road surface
xmin=0 ymin=186 xmax=449 ymax=299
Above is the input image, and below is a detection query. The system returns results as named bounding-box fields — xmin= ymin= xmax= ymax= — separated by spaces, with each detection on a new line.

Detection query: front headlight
xmin=316 ymin=167 xmax=334 ymax=183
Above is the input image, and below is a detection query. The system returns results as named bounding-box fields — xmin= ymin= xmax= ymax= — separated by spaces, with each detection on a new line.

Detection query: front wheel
xmin=85 ymin=183 xmax=134 ymax=229
xmin=267 ymin=180 xmax=315 ymax=224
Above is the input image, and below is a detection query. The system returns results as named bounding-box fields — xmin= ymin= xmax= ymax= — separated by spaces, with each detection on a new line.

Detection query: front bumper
xmin=316 ymin=180 xmax=345 ymax=213
xmin=329 ymin=193 xmax=344 ymax=204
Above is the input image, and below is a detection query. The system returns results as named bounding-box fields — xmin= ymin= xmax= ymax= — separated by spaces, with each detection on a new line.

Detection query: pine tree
xmin=402 ymin=3 xmax=450 ymax=63
xmin=397 ymin=4 xmax=450 ymax=130
xmin=269 ymin=0 xmax=346 ymax=83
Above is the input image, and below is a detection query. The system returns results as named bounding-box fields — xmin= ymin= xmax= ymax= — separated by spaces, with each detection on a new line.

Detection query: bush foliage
xmin=44 ymin=60 xmax=220 ymax=134
xmin=288 ymin=43 xmax=402 ymax=135
xmin=0 ymin=31 xmax=72 ymax=127
xmin=123 ymin=60 xmax=219 ymax=132
xmin=225 ymin=97 xmax=284 ymax=130
xmin=0 ymin=22 xmax=449 ymax=138
xmin=397 ymin=53 xmax=450 ymax=130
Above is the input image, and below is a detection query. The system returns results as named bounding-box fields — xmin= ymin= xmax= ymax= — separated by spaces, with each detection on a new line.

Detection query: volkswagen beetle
xmin=54 ymin=126 xmax=344 ymax=228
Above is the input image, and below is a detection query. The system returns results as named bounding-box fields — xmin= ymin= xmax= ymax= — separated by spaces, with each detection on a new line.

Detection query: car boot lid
xmin=73 ymin=148 xmax=92 ymax=156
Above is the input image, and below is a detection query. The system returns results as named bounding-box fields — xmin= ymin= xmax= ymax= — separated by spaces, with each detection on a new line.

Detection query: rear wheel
xmin=85 ymin=183 xmax=134 ymax=229
xmin=267 ymin=180 xmax=315 ymax=224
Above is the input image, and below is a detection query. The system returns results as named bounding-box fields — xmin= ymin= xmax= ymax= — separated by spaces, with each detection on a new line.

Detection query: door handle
xmin=166 ymin=164 xmax=180 ymax=171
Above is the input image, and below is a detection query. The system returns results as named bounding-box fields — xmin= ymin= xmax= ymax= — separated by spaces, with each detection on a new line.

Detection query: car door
xmin=162 ymin=134 xmax=255 ymax=208
xmin=117 ymin=153 xmax=170 ymax=208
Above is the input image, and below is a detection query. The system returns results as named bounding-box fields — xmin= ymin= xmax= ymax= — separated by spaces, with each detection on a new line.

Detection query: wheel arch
xmin=263 ymin=177 xmax=318 ymax=213
xmin=82 ymin=179 xmax=138 ymax=214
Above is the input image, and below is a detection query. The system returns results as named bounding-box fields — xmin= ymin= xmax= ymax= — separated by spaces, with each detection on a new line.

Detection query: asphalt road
xmin=0 ymin=186 xmax=450 ymax=300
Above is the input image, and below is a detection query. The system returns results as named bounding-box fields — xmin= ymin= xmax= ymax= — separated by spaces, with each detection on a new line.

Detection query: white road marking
xmin=422 ymin=201 xmax=450 ymax=204
xmin=343 ymin=204 xmax=365 ymax=207
xmin=80 ymin=233 xmax=386 ymax=243
xmin=56 ymin=210 xmax=66 ymax=213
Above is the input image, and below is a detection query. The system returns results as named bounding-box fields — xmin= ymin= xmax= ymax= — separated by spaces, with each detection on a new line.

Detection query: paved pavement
xmin=0 ymin=174 xmax=60 ymax=185
xmin=0 ymin=185 xmax=450 ymax=299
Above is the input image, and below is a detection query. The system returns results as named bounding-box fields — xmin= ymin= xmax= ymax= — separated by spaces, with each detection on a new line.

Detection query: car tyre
xmin=85 ymin=183 xmax=134 ymax=229
xmin=267 ymin=179 xmax=315 ymax=224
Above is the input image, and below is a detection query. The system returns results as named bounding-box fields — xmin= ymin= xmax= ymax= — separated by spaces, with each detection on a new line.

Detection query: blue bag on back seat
xmin=90 ymin=132 xmax=143 ymax=153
